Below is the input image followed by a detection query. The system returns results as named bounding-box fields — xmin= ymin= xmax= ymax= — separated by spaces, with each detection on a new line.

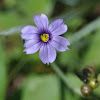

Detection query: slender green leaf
xmin=83 ymin=29 xmax=100 ymax=66
xmin=0 ymin=38 xmax=7 ymax=100
xmin=68 ymin=17 xmax=100 ymax=44
xmin=0 ymin=26 xmax=23 ymax=36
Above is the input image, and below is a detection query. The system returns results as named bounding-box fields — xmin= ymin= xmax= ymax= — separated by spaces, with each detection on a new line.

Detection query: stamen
xmin=40 ymin=33 xmax=49 ymax=42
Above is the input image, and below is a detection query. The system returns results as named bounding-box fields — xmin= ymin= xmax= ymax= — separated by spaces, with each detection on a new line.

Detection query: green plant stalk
xmin=0 ymin=38 xmax=7 ymax=100
xmin=60 ymin=79 xmax=65 ymax=100
xmin=50 ymin=63 xmax=79 ymax=93
xmin=50 ymin=63 xmax=77 ymax=92
xmin=50 ymin=63 xmax=69 ymax=87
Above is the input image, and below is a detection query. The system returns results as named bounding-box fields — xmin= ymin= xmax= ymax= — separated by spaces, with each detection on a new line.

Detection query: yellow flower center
xmin=40 ymin=33 xmax=49 ymax=42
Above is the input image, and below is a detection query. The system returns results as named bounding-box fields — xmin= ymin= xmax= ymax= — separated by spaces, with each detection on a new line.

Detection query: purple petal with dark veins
xmin=23 ymin=42 xmax=42 ymax=54
xmin=21 ymin=33 xmax=39 ymax=40
xmin=21 ymin=25 xmax=39 ymax=34
xmin=51 ymin=24 xmax=68 ymax=36
xmin=39 ymin=43 xmax=49 ymax=64
xmin=40 ymin=14 xmax=49 ymax=30
xmin=47 ymin=44 xmax=56 ymax=63
xmin=33 ymin=14 xmax=49 ymax=31
xmin=24 ymin=39 xmax=40 ymax=48
xmin=51 ymin=36 xmax=70 ymax=52
xmin=53 ymin=35 xmax=70 ymax=46
xmin=49 ymin=19 xmax=63 ymax=32
xmin=39 ymin=43 xmax=56 ymax=64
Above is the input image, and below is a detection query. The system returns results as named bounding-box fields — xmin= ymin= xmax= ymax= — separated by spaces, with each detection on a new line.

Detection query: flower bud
xmin=89 ymin=78 xmax=99 ymax=88
xmin=81 ymin=84 xmax=93 ymax=96
xmin=83 ymin=66 xmax=95 ymax=78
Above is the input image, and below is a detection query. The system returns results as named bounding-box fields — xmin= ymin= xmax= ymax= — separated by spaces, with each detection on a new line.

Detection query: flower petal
xmin=33 ymin=14 xmax=49 ymax=31
xmin=53 ymin=36 xmax=70 ymax=46
xmin=52 ymin=24 xmax=68 ymax=36
xmin=40 ymin=14 xmax=49 ymax=30
xmin=24 ymin=39 xmax=40 ymax=48
xmin=51 ymin=36 xmax=70 ymax=52
xmin=21 ymin=25 xmax=39 ymax=34
xmin=39 ymin=43 xmax=56 ymax=64
xmin=49 ymin=19 xmax=68 ymax=35
xmin=47 ymin=44 xmax=56 ymax=63
xmin=21 ymin=33 xmax=39 ymax=40
xmin=39 ymin=44 xmax=49 ymax=64
xmin=24 ymin=42 xmax=42 ymax=54
xmin=49 ymin=19 xmax=63 ymax=32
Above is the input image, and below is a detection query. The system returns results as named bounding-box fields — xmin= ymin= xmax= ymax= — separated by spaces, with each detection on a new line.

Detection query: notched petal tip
xmin=33 ymin=13 xmax=49 ymax=31
xmin=33 ymin=14 xmax=37 ymax=20
xmin=41 ymin=13 xmax=48 ymax=18
xmin=23 ymin=49 xmax=26 ymax=52
xmin=46 ymin=62 xmax=49 ymax=66
xmin=33 ymin=14 xmax=39 ymax=21
xmin=61 ymin=24 xmax=68 ymax=33
xmin=65 ymin=24 xmax=68 ymax=32
xmin=67 ymin=47 xmax=70 ymax=50
xmin=66 ymin=40 xmax=70 ymax=46
xmin=20 ymin=34 xmax=25 ymax=39
xmin=20 ymin=34 xmax=22 ymax=36
xmin=33 ymin=13 xmax=47 ymax=18
xmin=26 ymin=52 xmax=31 ymax=54
xmin=21 ymin=28 xmax=25 ymax=33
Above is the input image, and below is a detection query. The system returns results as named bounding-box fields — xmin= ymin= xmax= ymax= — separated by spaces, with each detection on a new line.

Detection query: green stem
xmin=60 ymin=79 xmax=65 ymax=100
xmin=50 ymin=63 xmax=70 ymax=88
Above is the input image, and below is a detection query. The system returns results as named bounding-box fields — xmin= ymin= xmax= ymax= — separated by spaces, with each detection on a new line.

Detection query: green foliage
xmin=0 ymin=0 xmax=53 ymax=31
xmin=0 ymin=12 xmax=21 ymax=30
xmin=18 ymin=0 xmax=53 ymax=16
xmin=68 ymin=17 xmax=100 ymax=44
xmin=0 ymin=38 xmax=7 ymax=100
xmin=67 ymin=16 xmax=84 ymax=31
xmin=93 ymin=83 xmax=100 ymax=97
xmin=21 ymin=75 xmax=60 ymax=100
xmin=65 ymin=89 xmax=80 ymax=100
xmin=5 ymin=0 xmax=16 ymax=8
xmin=21 ymin=74 xmax=83 ymax=100
xmin=83 ymin=30 xmax=100 ymax=67
xmin=59 ymin=48 xmax=79 ymax=70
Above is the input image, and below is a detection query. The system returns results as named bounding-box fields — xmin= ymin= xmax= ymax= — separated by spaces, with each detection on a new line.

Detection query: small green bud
xmin=89 ymin=78 xmax=99 ymax=88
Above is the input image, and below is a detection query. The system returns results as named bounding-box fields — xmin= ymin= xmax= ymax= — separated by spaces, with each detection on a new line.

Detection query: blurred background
xmin=0 ymin=0 xmax=100 ymax=100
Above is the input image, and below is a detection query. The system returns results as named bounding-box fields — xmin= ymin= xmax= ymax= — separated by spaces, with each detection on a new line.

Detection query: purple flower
xmin=21 ymin=14 xmax=70 ymax=64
